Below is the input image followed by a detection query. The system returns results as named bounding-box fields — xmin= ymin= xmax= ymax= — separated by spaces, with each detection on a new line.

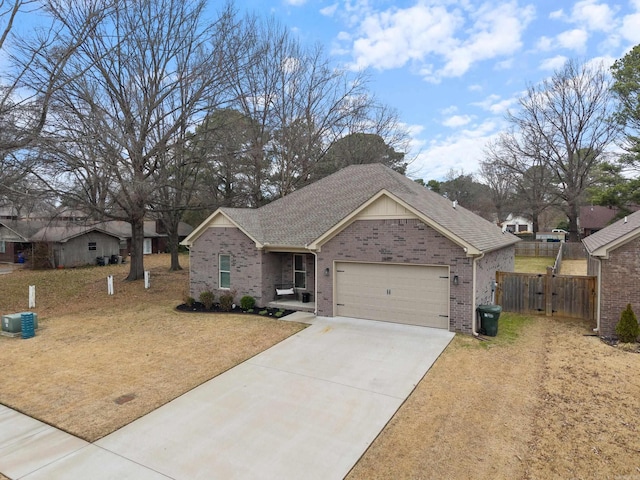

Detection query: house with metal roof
xmin=583 ymin=209 xmax=640 ymax=339
xmin=182 ymin=164 xmax=520 ymax=334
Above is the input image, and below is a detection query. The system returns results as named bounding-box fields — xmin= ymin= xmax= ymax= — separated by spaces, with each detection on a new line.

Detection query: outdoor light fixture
xmin=453 ymin=275 xmax=459 ymax=285
xmin=324 ymin=267 xmax=330 ymax=276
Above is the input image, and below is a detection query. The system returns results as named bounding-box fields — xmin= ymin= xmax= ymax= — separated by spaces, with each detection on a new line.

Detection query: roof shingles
xmin=221 ymin=164 xmax=518 ymax=253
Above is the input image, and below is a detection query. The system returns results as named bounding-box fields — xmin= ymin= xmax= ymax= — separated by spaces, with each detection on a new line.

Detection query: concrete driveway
xmin=1 ymin=315 xmax=454 ymax=480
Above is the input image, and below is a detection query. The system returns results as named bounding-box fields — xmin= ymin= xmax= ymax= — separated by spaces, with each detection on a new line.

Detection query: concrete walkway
xmin=0 ymin=316 xmax=454 ymax=480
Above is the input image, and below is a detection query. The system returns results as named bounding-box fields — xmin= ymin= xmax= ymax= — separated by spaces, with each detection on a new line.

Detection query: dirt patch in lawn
xmin=348 ymin=316 xmax=640 ymax=479
xmin=0 ymin=255 xmax=306 ymax=443
xmin=559 ymin=259 xmax=588 ymax=276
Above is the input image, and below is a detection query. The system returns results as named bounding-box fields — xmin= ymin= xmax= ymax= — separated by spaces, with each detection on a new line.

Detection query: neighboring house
xmin=0 ymin=218 xmax=193 ymax=267
xmin=583 ymin=210 xmax=640 ymax=339
xmin=579 ymin=205 xmax=640 ymax=237
xmin=30 ymin=225 xmax=121 ymax=268
xmin=182 ymin=164 xmax=519 ymax=334
xmin=501 ymin=214 xmax=533 ymax=234
xmin=101 ymin=220 xmax=194 ymax=256
xmin=0 ymin=220 xmax=46 ymax=263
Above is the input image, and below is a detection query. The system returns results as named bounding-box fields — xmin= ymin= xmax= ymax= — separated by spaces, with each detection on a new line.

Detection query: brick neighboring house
xmin=182 ymin=164 xmax=520 ymax=335
xmin=579 ymin=205 xmax=640 ymax=237
xmin=583 ymin=210 xmax=640 ymax=339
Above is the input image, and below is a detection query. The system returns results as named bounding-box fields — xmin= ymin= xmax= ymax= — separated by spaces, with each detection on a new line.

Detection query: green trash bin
xmin=477 ymin=304 xmax=502 ymax=337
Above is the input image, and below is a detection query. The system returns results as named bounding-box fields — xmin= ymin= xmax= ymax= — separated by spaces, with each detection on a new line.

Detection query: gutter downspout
xmin=594 ymin=257 xmax=601 ymax=333
xmin=305 ymin=245 xmax=318 ymax=315
xmin=471 ymin=253 xmax=485 ymax=337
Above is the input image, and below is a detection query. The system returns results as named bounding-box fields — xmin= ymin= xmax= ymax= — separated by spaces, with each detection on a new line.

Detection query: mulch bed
xmin=176 ymin=302 xmax=295 ymax=318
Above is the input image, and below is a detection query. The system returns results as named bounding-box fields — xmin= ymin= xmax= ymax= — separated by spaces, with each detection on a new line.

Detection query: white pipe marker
xmin=28 ymin=285 xmax=36 ymax=308
xmin=107 ymin=275 xmax=114 ymax=295
xmin=144 ymin=271 xmax=150 ymax=289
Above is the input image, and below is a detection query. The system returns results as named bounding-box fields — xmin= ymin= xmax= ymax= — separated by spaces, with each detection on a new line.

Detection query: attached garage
xmin=334 ymin=262 xmax=450 ymax=329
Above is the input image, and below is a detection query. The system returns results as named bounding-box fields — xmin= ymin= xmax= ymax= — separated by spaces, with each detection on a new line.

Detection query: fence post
xmin=545 ymin=266 xmax=554 ymax=316
xmin=28 ymin=285 xmax=36 ymax=308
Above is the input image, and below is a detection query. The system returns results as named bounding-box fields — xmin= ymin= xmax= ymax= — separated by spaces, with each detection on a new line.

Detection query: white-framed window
xmin=0 ymin=240 xmax=5 ymax=253
xmin=143 ymin=238 xmax=152 ymax=254
xmin=219 ymin=254 xmax=231 ymax=289
xmin=294 ymin=254 xmax=306 ymax=289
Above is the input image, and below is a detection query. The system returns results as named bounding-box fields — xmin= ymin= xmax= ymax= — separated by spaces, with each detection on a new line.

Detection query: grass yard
xmin=2 ymin=255 xmax=639 ymax=479
xmin=514 ymin=256 xmax=555 ymax=273
xmin=0 ymin=255 xmax=306 ymax=443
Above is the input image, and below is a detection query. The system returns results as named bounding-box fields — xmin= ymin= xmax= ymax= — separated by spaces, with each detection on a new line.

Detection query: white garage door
xmin=335 ymin=262 xmax=450 ymax=329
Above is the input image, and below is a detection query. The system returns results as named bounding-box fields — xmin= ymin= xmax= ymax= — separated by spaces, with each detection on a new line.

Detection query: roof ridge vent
xmin=452 ymin=200 xmax=457 ymax=209
xmin=624 ymin=216 xmax=628 ymax=224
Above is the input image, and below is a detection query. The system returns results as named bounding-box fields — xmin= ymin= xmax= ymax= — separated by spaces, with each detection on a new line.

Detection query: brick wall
xmin=317 ymin=219 xmax=474 ymax=333
xmin=598 ymin=237 xmax=640 ymax=338
xmin=476 ymin=246 xmax=515 ymax=306
xmin=189 ymin=227 xmax=265 ymax=305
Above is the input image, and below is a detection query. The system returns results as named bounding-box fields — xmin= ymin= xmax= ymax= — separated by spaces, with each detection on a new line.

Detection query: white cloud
xmin=284 ymin=0 xmax=307 ymax=5
xmin=442 ymin=114 xmax=473 ymax=128
xmin=436 ymin=3 xmax=535 ymax=80
xmin=472 ymin=94 xmax=516 ymax=115
xmin=556 ymin=28 xmax=588 ymax=51
xmin=620 ymin=13 xmax=640 ymax=43
xmin=349 ymin=3 xmax=462 ymax=71
xmin=344 ymin=1 xmax=533 ymax=82
xmin=539 ymin=55 xmax=568 ymax=71
xmin=571 ymin=0 xmax=618 ymax=32
xmin=320 ymin=3 xmax=339 ymax=17
xmin=549 ymin=9 xmax=564 ymax=20
xmin=411 ymin=120 xmax=501 ymax=180
xmin=536 ymin=36 xmax=553 ymax=51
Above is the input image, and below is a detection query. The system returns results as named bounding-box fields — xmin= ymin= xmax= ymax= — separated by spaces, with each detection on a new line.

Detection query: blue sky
xmin=236 ymin=0 xmax=640 ymax=181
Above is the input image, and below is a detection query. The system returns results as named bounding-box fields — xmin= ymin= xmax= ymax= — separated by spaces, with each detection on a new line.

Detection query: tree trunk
xmin=567 ymin=202 xmax=580 ymax=242
xmin=168 ymin=229 xmax=182 ymax=271
xmin=127 ymin=218 xmax=146 ymax=281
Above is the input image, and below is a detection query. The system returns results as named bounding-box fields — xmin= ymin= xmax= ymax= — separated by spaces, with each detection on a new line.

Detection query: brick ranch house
xmin=583 ymin=209 xmax=640 ymax=339
xmin=182 ymin=164 xmax=520 ymax=334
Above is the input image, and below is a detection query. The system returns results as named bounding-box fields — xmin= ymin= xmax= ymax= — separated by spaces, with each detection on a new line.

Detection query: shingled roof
xmin=583 ymin=209 xmax=640 ymax=257
xmin=188 ymin=164 xmax=518 ymax=254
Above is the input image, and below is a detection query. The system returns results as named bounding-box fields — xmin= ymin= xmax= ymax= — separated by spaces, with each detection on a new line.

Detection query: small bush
xmin=616 ymin=303 xmax=639 ymax=343
xmin=219 ymin=292 xmax=235 ymax=312
xmin=275 ymin=309 xmax=284 ymax=318
xmin=240 ymin=295 xmax=256 ymax=310
xmin=259 ymin=310 xmax=268 ymax=315
xmin=199 ymin=291 xmax=215 ymax=310
xmin=185 ymin=296 xmax=195 ymax=307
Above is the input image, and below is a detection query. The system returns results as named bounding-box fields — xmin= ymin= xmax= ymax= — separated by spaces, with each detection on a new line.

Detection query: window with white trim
xmin=219 ymin=254 xmax=231 ymax=289
xmin=294 ymin=254 xmax=306 ymax=289
xmin=0 ymin=241 xmax=5 ymax=253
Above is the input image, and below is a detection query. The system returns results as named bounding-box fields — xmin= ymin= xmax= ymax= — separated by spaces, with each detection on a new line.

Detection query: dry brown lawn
xmin=2 ymin=255 xmax=639 ymax=480
xmin=0 ymin=255 xmax=305 ymax=443
xmin=348 ymin=315 xmax=640 ymax=479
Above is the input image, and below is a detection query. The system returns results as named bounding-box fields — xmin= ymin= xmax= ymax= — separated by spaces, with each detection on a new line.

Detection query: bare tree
xmin=483 ymin=135 xmax=558 ymax=234
xmin=41 ymin=0 xmax=239 ymax=280
xmin=225 ymin=15 xmax=409 ymax=200
xmin=478 ymin=160 xmax=514 ymax=225
xmin=0 ymin=0 xmax=100 ymax=208
xmin=500 ymin=59 xmax=618 ymax=241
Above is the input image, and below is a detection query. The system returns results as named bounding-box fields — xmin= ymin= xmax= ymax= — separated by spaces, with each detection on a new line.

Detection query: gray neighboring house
xmin=583 ymin=210 xmax=640 ymax=339
xmin=182 ymin=163 xmax=519 ymax=334
xmin=30 ymin=225 xmax=121 ymax=268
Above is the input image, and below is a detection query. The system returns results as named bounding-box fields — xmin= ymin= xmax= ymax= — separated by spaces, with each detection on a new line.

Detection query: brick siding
xmin=317 ymin=219 xmax=476 ymax=333
xmin=597 ymin=237 xmax=640 ymax=338
xmin=189 ymin=227 xmax=264 ymax=304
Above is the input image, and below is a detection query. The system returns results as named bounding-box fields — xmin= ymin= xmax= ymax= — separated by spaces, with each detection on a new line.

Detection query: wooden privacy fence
xmin=495 ymin=268 xmax=596 ymax=320
xmin=515 ymin=241 xmax=587 ymax=259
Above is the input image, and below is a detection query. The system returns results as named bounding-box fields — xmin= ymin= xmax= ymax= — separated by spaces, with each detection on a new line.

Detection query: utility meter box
xmin=2 ymin=312 xmax=39 ymax=334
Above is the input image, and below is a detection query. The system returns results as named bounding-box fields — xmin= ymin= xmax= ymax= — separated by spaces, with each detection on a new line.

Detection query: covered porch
xmin=268 ymin=298 xmax=315 ymax=313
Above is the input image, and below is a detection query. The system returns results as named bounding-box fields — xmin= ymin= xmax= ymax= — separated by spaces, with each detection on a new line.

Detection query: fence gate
xmin=496 ymin=270 xmax=596 ymax=320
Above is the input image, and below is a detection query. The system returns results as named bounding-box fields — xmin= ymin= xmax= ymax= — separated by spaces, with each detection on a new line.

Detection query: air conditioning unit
xmin=2 ymin=312 xmax=39 ymax=334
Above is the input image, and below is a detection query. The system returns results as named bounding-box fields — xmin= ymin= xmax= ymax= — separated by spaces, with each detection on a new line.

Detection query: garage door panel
xmin=335 ymin=262 xmax=450 ymax=329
